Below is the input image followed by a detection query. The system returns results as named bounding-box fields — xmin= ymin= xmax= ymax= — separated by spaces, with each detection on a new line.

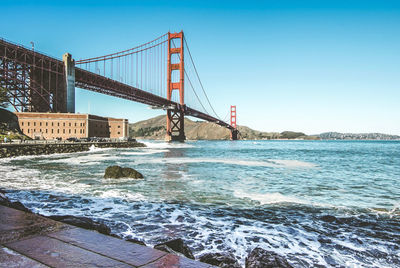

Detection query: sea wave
xmin=141 ymin=140 xmax=195 ymax=149
xmin=135 ymin=157 xmax=316 ymax=169
xmin=233 ymin=190 xmax=307 ymax=205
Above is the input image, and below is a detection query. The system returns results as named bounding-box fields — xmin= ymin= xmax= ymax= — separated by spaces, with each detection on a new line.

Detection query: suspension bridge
xmin=0 ymin=32 xmax=238 ymax=140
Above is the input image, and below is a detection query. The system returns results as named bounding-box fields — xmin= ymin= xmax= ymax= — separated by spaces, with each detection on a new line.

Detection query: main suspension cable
xmin=183 ymin=36 xmax=221 ymax=120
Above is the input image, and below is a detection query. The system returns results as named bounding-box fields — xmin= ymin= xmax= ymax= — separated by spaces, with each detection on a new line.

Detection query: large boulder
xmin=48 ymin=215 xmax=111 ymax=235
xmin=199 ymin=252 xmax=241 ymax=268
xmin=154 ymin=238 xmax=195 ymax=259
xmin=104 ymin=165 xmax=143 ymax=179
xmin=246 ymin=248 xmax=292 ymax=268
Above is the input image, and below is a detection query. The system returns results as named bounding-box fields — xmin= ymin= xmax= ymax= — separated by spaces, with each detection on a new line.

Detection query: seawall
xmin=0 ymin=141 xmax=145 ymax=158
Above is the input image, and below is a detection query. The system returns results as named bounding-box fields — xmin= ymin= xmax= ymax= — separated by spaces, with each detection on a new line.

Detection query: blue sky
xmin=2 ymin=0 xmax=400 ymax=134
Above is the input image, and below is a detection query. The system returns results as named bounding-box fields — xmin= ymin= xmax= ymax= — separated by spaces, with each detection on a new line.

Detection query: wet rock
xmin=10 ymin=201 xmax=31 ymax=213
xmin=199 ymin=252 xmax=241 ymax=268
xmin=320 ymin=215 xmax=337 ymax=223
xmin=126 ymin=238 xmax=146 ymax=246
xmin=0 ymin=192 xmax=10 ymax=206
xmin=48 ymin=215 xmax=111 ymax=235
xmin=104 ymin=165 xmax=143 ymax=179
xmin=0 ymin=193 xmax=31 ymax=213
xmin=246 ymin=247 xmax=293 ymax=268
xmin=154 ymin=238 xmax=195 ymax=259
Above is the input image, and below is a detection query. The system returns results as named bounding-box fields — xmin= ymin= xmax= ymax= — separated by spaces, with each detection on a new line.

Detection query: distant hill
xmin=319 ymin=132 xmax=400 ymax=140
xmin=128 ymin=115 xmax=319 ymax=140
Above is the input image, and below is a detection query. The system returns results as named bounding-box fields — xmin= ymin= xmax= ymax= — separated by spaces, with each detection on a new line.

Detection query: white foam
xmin=135 ymin=157 xmax=315 ymax=169
xmin=270 ymin=159 xmax=317 ymax=168
xmin=141 ymin=140 xmax=195 ymax=149
xmin=119 ymin=149 xmax=169 ymax=156
xmin=47 ymin=153 xmax=120 ymax=165
xmin=233 ymin=190 xmax=306 ymax=205
xmin=96 ymin=189 xmax=145 ymax=201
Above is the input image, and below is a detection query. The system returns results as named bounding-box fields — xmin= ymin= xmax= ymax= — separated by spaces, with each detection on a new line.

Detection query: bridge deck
xmin=0 ymin=205 xmax=214 ymax=268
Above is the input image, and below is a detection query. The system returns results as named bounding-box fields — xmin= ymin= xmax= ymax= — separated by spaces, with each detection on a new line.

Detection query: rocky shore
xmin=0 ymin=141 xmax=145 ymax=158
xmin=0 ymin=189 xmax=292 ymax=268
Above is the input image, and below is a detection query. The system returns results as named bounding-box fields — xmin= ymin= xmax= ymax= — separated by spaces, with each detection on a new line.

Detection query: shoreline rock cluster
xmin=0 ymin=141 xmax=145 ymax=158
xmin=0 ymin=189 xmax=293 ymax=268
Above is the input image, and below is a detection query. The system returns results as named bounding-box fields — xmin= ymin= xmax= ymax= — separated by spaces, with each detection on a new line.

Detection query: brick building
xmin=15 ymin=112 xmax=128 ymax=140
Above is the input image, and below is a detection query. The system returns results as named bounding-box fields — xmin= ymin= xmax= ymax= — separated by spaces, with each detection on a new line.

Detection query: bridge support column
xmin=63 ymin=53 xmax=75 ymax=113
xmin=230 ymin=129 xmax=238 ymax=140
xmin=165 ymin=31 xmax=185 ymax=142
xmin=166 ymin=108 xmax=185 ymax=142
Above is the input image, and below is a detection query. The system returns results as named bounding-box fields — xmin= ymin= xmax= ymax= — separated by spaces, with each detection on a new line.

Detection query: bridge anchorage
xmin=0 ymin=32 xmax=238 ymax=141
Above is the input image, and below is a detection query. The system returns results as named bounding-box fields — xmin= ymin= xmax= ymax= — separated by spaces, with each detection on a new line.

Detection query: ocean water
xmin=1 ymin=140 xmax=399 ymax=267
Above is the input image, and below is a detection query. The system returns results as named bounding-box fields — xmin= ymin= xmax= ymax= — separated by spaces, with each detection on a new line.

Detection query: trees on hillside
xmin=0 ymin=86 xmax=10 ymax=108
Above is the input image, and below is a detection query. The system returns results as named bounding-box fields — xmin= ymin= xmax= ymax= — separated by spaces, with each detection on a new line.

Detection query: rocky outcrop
xmin=104 ymin=165 xmax=143 ymax=179
xmin=48 ymin=215 xmax=111 ymax=235
xmin=126 ymin=237 xmax=146 ymax=246
xmin=246 ymin=248 xmax=292 ymax=268
xmin=0 ymin=191 xmax=31 ymax=213
xmin=0 ymin=141 xmax=145 ymax=158
xmin=154 ymin=238 xmax=195 ymax=259
xmin=199 ymin=252 xmax=241 ymax=268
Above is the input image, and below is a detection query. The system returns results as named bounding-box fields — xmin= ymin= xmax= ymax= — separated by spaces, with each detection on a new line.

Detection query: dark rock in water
xmin=0 ymin=192 xmax=10 ymax=206
xmin=126 ymin=238 xmax=146 ymax=246
xmin=48 ymin=215 xmax=111 ymax=235
xmin=199 ymin=252 xmax=241 ymax=268
xmin=10 ymin=201 xmax=31 ymax=213
xmin=0 ymin=193 xmax=31 ymax=213
xmin=320 ymin=215 xmax=337 ymax=223
xmin=154 ymin=238 xmax=195 ymax=259
xmin=104 ymin=165 xmax=143 ymax=179
xmin=246 ymin=247 xmax=293 ymax=268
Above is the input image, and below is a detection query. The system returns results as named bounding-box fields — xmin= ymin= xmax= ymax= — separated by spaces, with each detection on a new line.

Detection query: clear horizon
xmin=2 ymin=0 xmax=400 ymax=135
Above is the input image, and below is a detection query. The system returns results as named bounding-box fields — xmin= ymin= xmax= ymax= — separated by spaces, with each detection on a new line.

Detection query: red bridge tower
xmin=166 ymin=31 xmax=185 ymax=142
xmin=230 ymin=105 xmax=238 ymax=140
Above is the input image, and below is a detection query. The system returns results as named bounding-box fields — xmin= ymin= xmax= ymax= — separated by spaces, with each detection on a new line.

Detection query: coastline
xmin=0 ymin=189 xmax=283 ymax=268
xmin=1 ymin=140 xmax=398 ymax=267
xmin=0 ymin=141 xmax=145 ymax=158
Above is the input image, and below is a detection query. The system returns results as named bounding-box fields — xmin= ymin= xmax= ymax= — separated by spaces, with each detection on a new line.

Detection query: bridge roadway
xmin=0 ymin=38 xmax=234 ymax=131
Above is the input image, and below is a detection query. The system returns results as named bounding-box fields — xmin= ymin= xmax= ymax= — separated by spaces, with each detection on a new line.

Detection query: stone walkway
xmin=0 ymin=205 xmax=214 ymax=267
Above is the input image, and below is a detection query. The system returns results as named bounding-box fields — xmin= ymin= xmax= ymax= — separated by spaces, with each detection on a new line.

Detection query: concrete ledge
xmin=0 ymin=205 xmax=215 ymax=267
